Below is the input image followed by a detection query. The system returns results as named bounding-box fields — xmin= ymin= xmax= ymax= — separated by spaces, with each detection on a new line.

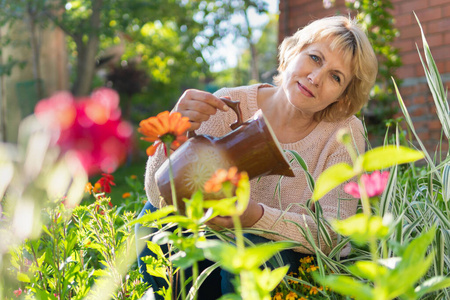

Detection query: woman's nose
xmin=307 ymin=69 xmax=322 ymax=87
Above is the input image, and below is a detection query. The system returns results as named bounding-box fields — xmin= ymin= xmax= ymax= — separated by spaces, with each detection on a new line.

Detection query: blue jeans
xmin=135 ymin=201 xmax=310 ymax=299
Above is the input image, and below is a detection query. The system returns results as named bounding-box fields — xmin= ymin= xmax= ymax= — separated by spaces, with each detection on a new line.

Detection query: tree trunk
xmin=71 ymin=0 xmax=103 ymax=96
xmin=242 ymin=9 xmax=259 ymax=82
xmin=26 ymin=2 xmax=44 ymax=100
xmin=248 ymin=42 xmax=258 ymax=81
xmin=0 ymin=27 xmax=6 ymax=142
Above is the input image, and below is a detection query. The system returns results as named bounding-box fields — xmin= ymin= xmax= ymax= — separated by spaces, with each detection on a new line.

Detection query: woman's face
xmin=281 ymin=39 xmax=353 ymax=118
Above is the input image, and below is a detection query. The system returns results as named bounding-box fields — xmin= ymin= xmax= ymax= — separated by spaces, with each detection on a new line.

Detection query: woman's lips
xmin=297 ymin=82 xmax=315 ymax=98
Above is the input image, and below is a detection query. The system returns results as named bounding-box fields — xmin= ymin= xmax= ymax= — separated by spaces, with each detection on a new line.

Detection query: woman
xmin=137 ymin=15 xmax=377 ymax=298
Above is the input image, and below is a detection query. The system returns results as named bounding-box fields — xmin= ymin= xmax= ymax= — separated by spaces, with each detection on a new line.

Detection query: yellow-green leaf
xmin=256 ymin=266 xmax=289 ymax=292
xmin=17 ymin=272 xmax=30 ymax=283
xmin=312 ymin=163 xmax=355 ymax=201
xmin=360 ymin=146 xmax=424 ymax=171
xmin=236 ymin=173 xmax=250 ymax=215
xmin=349 ymin=261 xmax=388 ymax=281
xmin=204 ymin=197 xmax=238 ymax=216
xmin=332 ymin=214 xmax=389 ymax=245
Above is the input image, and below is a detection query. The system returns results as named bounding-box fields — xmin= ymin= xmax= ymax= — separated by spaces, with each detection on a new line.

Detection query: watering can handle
xmin=188 ymin=97 xmax=243 ymax=138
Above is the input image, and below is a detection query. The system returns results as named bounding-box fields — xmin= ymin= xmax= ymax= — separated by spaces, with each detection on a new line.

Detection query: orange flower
xmin=309 ymin=286 xmax=318 ymax=295
xmin=122 ymin=192 xmax=131 ymax=199
xmin=285 ymin=291 xmax=298 ymax=300
xmin=300 ymin=256 xmax=313 ymax=264
xmin=130 ymin=175 xmax=137 ymax=179
xmin=94 ymin=182 xmax=101 ymax=193
xmin=273 ymin=292 xmax=283 ymax=300
xmin=85 ymin=182 xmax=94 ymax=194
xmin=138 ymin=111 xmax=191 ymax=156
xmin=204 ymin=166 xmax=241 ymax=193
xmin=306 ymin=265 xmax=319 ymax=273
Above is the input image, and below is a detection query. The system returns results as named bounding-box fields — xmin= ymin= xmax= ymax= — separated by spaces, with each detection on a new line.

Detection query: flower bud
xmin=336 ymin=128 xmax=352 ymax=145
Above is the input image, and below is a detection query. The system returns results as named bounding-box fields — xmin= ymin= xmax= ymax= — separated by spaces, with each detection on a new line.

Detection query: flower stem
xmin=192 ymin=262 xmax=199 ymax=300
xmin=165 ymin=142 xmax=186 ymax=300
xmin=358 ymin=176 xmax=381 ymax=291
xmin=232 ymin=214 xmax=244 ymax=253
xmin=357 ymin=176 xmax=371 ymax=217
xmin=166 ymin=143 xmax=179 ymax=214
xmin=231 ymin=213 xmax=246 ymax=297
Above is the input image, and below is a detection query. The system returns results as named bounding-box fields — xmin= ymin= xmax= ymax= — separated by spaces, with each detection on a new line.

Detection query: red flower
xmin=34 ymin=88 xmax=132 ymax=176
xmin=344 ymin=171 xmax=390 ymax=198
xmin=95 ymin=173 xmax=116 ymax=193
xmin=13 ymin=288 xmax=22 ymax=297
xmin=138 ymin=111 xmax=191 ymax=156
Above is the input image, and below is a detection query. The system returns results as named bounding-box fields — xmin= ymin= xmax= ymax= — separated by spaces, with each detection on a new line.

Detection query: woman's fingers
xmin=174 ymin=89 xmax=229 ymax=130
xmin=206 ymin=216 xmax=233 ymax=229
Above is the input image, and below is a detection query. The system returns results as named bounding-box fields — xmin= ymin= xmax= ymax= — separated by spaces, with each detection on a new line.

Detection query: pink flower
xmin=13 ymin=288 xmax=22 ymax=297
xmin=35 ymin=88 xmax=132 ymax=176
xmin=344 ymin=171 xmax=390 ymax=198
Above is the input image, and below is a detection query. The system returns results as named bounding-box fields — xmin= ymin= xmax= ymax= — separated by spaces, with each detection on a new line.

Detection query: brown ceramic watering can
xmin=155 ymin=98 xmax=295 ymax=213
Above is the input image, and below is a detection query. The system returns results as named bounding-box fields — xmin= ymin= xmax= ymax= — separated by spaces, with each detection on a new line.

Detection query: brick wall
xmin=279 ymin=0 xmax=450 ymax=156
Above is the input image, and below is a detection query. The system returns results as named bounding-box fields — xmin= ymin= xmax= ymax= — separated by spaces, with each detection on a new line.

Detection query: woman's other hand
xmin=206 ymin=200 xmax=264 ymax=229
xmin=174 ymin=89 xmax=230 ymax=131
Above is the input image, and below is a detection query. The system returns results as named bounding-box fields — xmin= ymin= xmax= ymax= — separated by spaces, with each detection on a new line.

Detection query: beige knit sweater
xmin=144 ymin=83 xmax=365 ymax=256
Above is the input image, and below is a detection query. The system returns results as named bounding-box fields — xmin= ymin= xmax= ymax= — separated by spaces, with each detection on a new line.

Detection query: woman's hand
xmin=206 ymin=200 xmax=264 ymax=229
xmin=174 ymin=89 xmax=230 ymax=131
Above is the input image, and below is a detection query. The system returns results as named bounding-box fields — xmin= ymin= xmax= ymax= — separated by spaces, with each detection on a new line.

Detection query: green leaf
xmin=386 ymin=254 xmax=435 ymax=299
xmin=240 ymin=242 xmax=294 ymax=270
xmin=171 ymin=247 xmax=205 ymax=269
xmin=332 ymin=214 xmax=389 ymax=245
xmin=200 ymin=240 xmax=294 ymax=273
xmin=184 ymin=190 xmax=204 ymax=221
xmin=126 ymin=205 xmax=175 ymax=227
xmin=146 ymin=241 xmax=165 ymax=258
xmin=383 ymin=227 xmax=437 ymax=299
xmin=348 ymin=261 xmax=388 ymax=282
xmin=203 ymin=197 xmax=238 ymax=216
xmin=198 ymin=240 xmax=239 ymax=273
xmin=414 ymin=276 xmax=450 ymax=298
xmin=146 ymin=264 xmax=168 ymax=280
xmin=256 ymin=266 xmax=289 ymax=292
xmin=154 ymin=215 xmax=195 ymax=228
xmin=285 ymin=149 xmax=315 ymax=192
xmin=360 ymin=146 xmax=424 ymax=171
xmin=92 ymin=269 xmax=110 ymax=277
xmin=313 ymin=274 xmax=374 ymax=300
xmin=17 ymin=272 xmax=31 ymax=283
xmin=312 ymin=163 xmax=355 ymax=201
xmin=400 ymin=225 xmax=436 ymax=268
xmin=235 ymin=173 xmax=250 ymax=215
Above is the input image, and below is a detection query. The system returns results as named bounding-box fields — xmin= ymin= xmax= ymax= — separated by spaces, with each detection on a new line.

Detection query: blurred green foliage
xmin=346 ymin=0 xmax=403 ymax=144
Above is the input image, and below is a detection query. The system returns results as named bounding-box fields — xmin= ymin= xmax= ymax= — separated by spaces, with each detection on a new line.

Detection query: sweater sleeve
xmin=251 ymin=117 xmax=365 ymax=256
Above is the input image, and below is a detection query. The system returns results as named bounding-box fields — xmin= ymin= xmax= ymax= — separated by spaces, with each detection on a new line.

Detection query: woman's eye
xmin=310 ymin=55 xmax=320 ymax=63
xmin=332 ymin=74 xmax=341 ymax=83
